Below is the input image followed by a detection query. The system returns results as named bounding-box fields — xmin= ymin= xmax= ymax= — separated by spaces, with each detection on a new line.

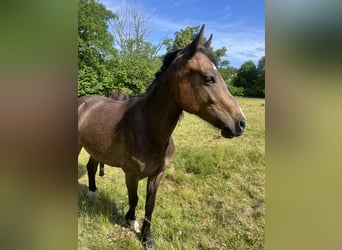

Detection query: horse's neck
xmin=139 ymin=78 xmax=182 ymax=146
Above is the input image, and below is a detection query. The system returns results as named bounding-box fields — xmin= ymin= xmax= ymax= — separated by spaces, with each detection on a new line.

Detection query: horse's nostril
xmin=240 ymin=118 xmax=246 ymax=130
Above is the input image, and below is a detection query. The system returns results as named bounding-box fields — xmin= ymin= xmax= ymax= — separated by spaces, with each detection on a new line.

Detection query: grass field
xmin=78 ymin=97 xmax=265 ymax=249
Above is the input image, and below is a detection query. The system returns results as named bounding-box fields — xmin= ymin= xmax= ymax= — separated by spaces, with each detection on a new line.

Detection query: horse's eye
xmin=204 ymin=76 xmax=215 ymax=85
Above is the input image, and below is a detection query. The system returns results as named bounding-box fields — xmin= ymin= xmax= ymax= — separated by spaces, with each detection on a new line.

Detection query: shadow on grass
xmin=78 ymin=168 xmax=142 ymax=244
xmin=78 ymin=162 xmax=126 ymax=226
xmin=78 ymin=163 xmax=87 ymax=179
xmin=78 ymin=183 xmax=126 ymax=226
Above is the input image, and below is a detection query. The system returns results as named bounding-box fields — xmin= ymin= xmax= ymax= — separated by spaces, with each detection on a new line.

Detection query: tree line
xmin=78 ymin=0 xmax=265 ymax=98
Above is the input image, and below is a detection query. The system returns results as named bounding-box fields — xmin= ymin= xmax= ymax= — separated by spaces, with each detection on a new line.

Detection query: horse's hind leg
xmin=87 ymin=156 xmax=99 ymax=196
xmin=99 ymin=163 xmax=105 ymax=176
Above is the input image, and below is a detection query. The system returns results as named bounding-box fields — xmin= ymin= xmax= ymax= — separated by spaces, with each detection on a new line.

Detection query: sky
xmin=99 ymin=0 xmax=265 ymax=68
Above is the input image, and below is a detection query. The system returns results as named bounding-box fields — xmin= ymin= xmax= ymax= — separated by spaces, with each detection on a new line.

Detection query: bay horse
xmin=78 ymin=25 xmax=246 ymax=249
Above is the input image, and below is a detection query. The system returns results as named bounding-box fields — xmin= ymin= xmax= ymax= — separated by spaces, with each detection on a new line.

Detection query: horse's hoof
xmin=87 ymin=190 xmax=98 ymax=198
xmin=128 ymin=220 xmax=141 ymax=233
xmin=142 ymin=237 xmax=155 ymax=250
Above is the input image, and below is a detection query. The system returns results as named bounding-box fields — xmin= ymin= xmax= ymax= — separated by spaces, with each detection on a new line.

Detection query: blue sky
xmin=99 ymin=0 xmax=264 ymax=68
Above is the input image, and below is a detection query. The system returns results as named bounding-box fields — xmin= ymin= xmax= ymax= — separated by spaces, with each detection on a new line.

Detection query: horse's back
xmin=78 ymin=95 xmax=109 ymax=109
xmin=78 ymin=95 xmax=125 ymax=120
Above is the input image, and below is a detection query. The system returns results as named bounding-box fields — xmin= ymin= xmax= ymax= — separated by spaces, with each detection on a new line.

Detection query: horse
xmin=78 ymin=25 xmax=246 ymax=249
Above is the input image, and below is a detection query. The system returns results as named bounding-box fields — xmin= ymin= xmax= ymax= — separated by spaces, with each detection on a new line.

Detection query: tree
xmin=232 ymin=58 xmax=265 ymax=98
xmin=110 ymin=3 xmax=161 ymax=95
xmin=233 ymin=60 xmax=258 ymax=97
xmin=112 ymin=3 xmax=152 ymax=56
xmin=256 ymin=56 xmax=265 ymax=97
xmin=210 ymin=47 xmax=231 ymax=68
xmin=111 ymin=43 xmax=162 ymax=95
xmin=163 ymin=26 xmax=201 ymax=52
xmin=78 ymin=0 xmax=118 ymax=96
xmin=220 ymin=67 xmax=244 ymax=96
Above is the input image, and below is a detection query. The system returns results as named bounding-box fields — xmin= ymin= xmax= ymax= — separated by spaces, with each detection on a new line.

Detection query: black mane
xmin=154 ymin=49 xmax=182 ymax=79
xmin=144 ymin=49 xmax=182 ymax=93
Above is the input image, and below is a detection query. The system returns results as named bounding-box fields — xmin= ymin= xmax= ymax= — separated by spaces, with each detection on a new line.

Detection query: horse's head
xmin=169 ymin=25 xmax=246 ymax=138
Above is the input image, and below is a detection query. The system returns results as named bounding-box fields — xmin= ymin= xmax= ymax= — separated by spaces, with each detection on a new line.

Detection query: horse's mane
xmin=145 ymin=49 xmax=182 ymax=93
xmin=155 ymin=49 xmax=182 ymax=78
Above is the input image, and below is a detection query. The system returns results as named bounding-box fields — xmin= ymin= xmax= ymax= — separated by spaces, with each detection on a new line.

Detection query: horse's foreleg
xmin=141 ymin=171 xmax=165 ymax=250
xmin=125 ymin=174 xmax=140 ymax=233
xmin=87 ymin=157 xmax=99 ymax=196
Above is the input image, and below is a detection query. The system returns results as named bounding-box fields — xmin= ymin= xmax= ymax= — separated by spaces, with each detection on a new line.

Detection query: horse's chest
xmin=128 ymin=148 xmax=169 ymax=176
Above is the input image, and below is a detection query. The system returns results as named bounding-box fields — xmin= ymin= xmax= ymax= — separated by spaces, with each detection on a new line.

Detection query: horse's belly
xmin=82 ymin=144 xmax=124 ymax=167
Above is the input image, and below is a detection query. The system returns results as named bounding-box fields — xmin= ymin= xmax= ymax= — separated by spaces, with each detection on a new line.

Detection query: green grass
xmin=78 ymin=97 xmax=265 ymax=249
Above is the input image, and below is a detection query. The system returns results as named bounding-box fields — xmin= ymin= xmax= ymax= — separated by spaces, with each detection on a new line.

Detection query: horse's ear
xmin=204 ymin=34 xmax=213 ymax=48
xmin=184 ymin=24 xmax=205 ymax=58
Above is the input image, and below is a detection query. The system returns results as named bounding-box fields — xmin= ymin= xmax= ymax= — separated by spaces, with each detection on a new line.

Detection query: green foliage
xmin=78 ymin=0 xmax=118 ymax=96
xmin=113 ymin=50 xmax=161 ymax=95
xmin=114 ymin=39 xmax=162 ymax=95
xmin=256 ymin=56 xmax=265 ymax=97
xmin=78 ymin=1 xmax=162 ymax=96
xmin=163 ymin=26 xmax=201 ymax=52
xmin=210 ymin=46 xmax=230 ymax=68
xmin=228 ymin=84 xmax=246 ymax=97
xmin=234 ymin=61 xmax=258 ymax=89
xmin=232 ymin=58 xmax=265 ymax=98
xmin=78 ymin=0 xmax=116 ymax=53
xmin=219 ymin=67 xmax=244 ymax=96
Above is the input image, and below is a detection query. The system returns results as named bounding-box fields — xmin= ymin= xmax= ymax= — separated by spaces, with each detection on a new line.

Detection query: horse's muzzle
xmin=221 ymin=117 xmax=246 ymax=138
